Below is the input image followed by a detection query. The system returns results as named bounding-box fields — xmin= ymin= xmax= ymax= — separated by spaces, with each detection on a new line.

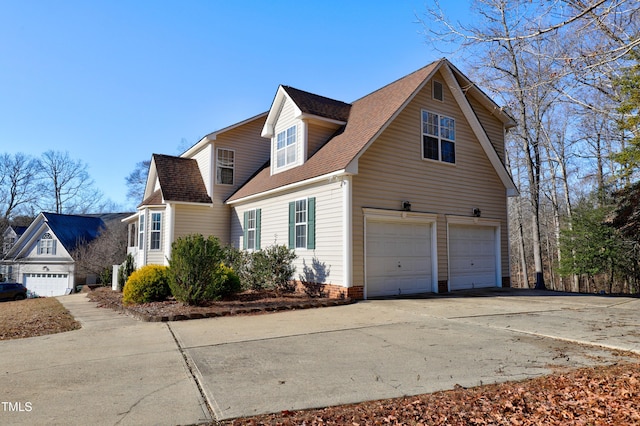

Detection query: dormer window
xmin=38 ymin=232 xmax=56 ymax=255
xmin=276 ymin=125 xmax=297 ymax=169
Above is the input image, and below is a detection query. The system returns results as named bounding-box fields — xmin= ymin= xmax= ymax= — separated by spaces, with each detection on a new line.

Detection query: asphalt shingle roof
xmin=227 ymin=61 xmax=440 ymax=202
xmin=282 ymin=86 xmax=351 ymax=122
xmin=142 ymin=154 xmax=212 ymax=206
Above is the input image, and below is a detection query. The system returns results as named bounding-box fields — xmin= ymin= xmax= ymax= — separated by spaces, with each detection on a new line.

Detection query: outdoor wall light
xmin=402 ymin=201 xmax=412 ymax=211
xmin=473 ymin=208 xmax=481 ymax=217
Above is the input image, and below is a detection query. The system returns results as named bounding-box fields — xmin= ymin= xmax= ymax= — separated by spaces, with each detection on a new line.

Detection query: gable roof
xmin=229 ymin=58 xmax=517 ymax=203
xmin=282 ymin=86 xmax=352 ymax=122
xmin=2 ymin=212 xmax=108 ymax=260
xmin=262 ymin=86 xmax=352 ymax=138
xmin=140 ymin=154 xmax=212 ymax=207
xmin=229 ymin=60 xmax=441 ymax=202
xmin=42 ymin=212 xmax=106 ymax=253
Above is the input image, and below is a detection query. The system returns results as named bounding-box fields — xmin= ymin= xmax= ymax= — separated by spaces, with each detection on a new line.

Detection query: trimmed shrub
xmin=122 ymin=265 xmax=171 ymax=305
xmin=168 ymin=234 xmax=241 ymax=305
xmin=224 ymin=244 xmax=296 ymax=292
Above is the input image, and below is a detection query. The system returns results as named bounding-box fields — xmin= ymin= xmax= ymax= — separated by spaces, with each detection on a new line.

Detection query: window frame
xmin=138 ymin=214 xmax=145 ymax=250
xmin=246 ymin=209 xmax=256 ymax=250
xmin=421 ymin=109 xmax=456 ymax=164
xmin=38 ymin=232 xmax=56 ymax=255
xmin=275 ymin=125 xmax=297 ymax=169
xmin=216 ymin=148 xmax=235 ymax=185
xmin=294 ymin=199 xmax=307 ymax=249
xmin=150 ymin=212 xmax=162 ymax=251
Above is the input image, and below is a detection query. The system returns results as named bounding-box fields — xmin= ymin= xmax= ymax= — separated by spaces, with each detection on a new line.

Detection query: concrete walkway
xmin=1 ymin=289 xmax=639 ymax=424
xmin=0 ymin=293 xmax=210 ymax=426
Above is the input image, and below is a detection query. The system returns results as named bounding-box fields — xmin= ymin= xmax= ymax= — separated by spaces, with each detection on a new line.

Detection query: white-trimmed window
xmin=38 ymin=232 xmax=56 ymax=255
xmin=150 ymin=213 xmax=162 ymax=250
xmin=295 ymin=199 xmax=307 ymax=249
xmin=422 ymin=110 xmax=455 ymax=164
xmin=216 ymin=148 xmax=235 ymax=185
xmin=243 ymin=209 xmax=262 ymax=251
xmin=288 ymin=197 xmax=316 ymax=250
xmin=138 ymin=215 xmax=145 ymax=250
xmin=276 ymin=125 xmax=297 ymax=168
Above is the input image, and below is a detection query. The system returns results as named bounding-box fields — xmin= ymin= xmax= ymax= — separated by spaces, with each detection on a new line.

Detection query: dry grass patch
xmin=0 ymin=298 xmax=80 ymax=340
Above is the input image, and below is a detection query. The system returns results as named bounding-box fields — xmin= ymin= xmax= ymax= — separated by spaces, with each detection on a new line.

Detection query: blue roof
xmin=42 ymin=212 xmax=106 ymax=253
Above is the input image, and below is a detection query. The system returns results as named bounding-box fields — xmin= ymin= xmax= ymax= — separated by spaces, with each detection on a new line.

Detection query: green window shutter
xmin=255 ymin=208 xmax=262 ymax=250
xmin=307 ymin=197 xmax=316 ymax=249
xmin=243 ymin=211 xmax=248 ymax=250
xmin=288 ymin=201 xmax=295 ymax=249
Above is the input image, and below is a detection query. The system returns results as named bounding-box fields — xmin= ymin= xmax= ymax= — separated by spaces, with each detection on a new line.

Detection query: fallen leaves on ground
xmin=223 ymin=362 xmax=640 ymax=425
xmin=0 ymin=297 xmax=80 ymax=340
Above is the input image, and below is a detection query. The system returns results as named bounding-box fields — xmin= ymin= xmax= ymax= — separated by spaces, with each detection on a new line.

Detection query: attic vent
xmin=433 ymin=80 xmax=444 ymax=101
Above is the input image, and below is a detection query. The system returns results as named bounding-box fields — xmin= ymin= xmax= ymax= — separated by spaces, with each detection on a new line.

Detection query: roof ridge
xmin=351 ymin=59 xmax=443 ymax=104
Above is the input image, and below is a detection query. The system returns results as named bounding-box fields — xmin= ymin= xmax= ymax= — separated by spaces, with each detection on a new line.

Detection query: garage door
xmin=449 ymin=225 xmax=497 ymax=290
xmin=366 ymin=220 xmax=433 ymax=298
xmin=24 ymin=273 xmax=71 ymax=297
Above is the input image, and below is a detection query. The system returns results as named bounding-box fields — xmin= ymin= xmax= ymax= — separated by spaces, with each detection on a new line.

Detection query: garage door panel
xmin=24 ymin=274 xmax=70 ymax=297
xmin=449 ymin=225 xmax=497 ymax=291
xmin=366 ymin=221 xmax=433 ymax=298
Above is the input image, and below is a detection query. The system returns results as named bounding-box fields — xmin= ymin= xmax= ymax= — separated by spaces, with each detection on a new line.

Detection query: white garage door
xmin=24 ymin=273 xmax=71 ymax=297
xmin=449 ymin=225 xmax=497 ymax=290
xmin=366 ymin=220 xmax=433 ymax=298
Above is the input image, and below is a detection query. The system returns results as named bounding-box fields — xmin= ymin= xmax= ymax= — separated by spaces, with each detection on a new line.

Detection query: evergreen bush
xmin=122 ymin=264 xmax=171 ymax=305
xmin=168 ymin=234 xmax=241 ymax=305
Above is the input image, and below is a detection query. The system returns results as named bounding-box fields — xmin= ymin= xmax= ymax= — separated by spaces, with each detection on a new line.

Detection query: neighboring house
xmin=124 ymin=58 xmax=518 ymax=299
xmin=1 ymin=212 xmax=129 ymax=296
xmin=0 ymin=225 xmax=28 ymax=281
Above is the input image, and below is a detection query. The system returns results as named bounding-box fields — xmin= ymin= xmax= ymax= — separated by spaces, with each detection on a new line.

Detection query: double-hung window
xmin=276 ymin=125 xmax=297 ymax=168
xmin=150 ymin=213 xmax=161 ymax=250
xmin=138 ymin=215 xmax=145 ymax=250
xmin=216 ymin=148 xmax=234 ymax=185
xmin=288 ymin=197 xmax=316 ymax=250
xmin=295 ymin=199 xmax=307 ymax=249
xmin=38 ymin=232 xmax=56 ymax=255
xmin=422 ymin=110 xmax=455 ymax=164
xmin=243 ymin=209 xmax=261 ymax=251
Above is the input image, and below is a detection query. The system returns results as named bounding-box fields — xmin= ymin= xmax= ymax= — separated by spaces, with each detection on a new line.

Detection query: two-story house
xmin=123 ymin=58 xmax=517 ymax=299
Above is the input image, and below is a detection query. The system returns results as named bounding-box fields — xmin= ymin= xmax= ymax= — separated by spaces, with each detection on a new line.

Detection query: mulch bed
xmin=87 ymin=287 xmax=354 ymax=322
xmin=0 ymin=297 xmax=81 ymax=340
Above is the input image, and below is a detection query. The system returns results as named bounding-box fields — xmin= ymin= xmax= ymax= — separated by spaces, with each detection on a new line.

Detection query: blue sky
xmin=0 ymin=1 xmax=469 ymax=210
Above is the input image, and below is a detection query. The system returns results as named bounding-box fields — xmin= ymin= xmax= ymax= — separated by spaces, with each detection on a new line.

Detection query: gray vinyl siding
xmin=231 ymin=180 xmax=345 ymax=286
xmin=306 ymin=122 xmax=342 ymax=159
xmin=173 ymin=204 xmax=217 ymax=240
xmin=178 ymin=116 xmax=270 ymax=245
xmin=210 ymin=118 xmax=270 ymax=243
xmin=145 ymin=208 xmax=166 ymax=265
xmin=351 ymin=70 xmax=510 ymax=286
xmin=271 ymin=98 xmax=302 ymax=173
xmin=467 ymin=95 xmax=506 ymax=163
xmin=191 ymin=145 xmax=213 ymax=196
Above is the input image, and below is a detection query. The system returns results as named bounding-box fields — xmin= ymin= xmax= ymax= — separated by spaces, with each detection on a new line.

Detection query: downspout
xmin=165 ymin=203 xmax=174 ymax=265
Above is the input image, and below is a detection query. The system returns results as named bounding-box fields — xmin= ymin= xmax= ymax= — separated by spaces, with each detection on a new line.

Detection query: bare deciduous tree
xmin=125 ymin=160 xmax=151 ymax=204
xmin=37 ymin=150 xmax=103 ymax=214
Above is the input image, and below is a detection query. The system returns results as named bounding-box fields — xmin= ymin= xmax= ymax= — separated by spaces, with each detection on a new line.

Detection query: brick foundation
xmin=293 ymin=281 xmax=364 ymax=300
xmin=502 ymin=276 xmax=511 ymax=288
xmin=438 ymin=280 xmax=448 ymax=293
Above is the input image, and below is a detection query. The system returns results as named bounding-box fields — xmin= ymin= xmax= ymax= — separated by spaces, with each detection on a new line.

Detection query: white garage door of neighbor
xmin=24 ymin=273 xmax=70 ymax=297
xmin=366 ymin=220 xmax=433 ymax=298
xmin=449 ymin=225 xmax=497 ymax=291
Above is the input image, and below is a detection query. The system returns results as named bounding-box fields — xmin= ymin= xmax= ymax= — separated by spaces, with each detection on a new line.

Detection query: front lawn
xmin=0 ymin=297 xmax=81 ymax=340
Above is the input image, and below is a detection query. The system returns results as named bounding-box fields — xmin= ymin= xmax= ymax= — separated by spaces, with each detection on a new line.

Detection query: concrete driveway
xmin=1 ymin=289 xmax=639 ymax=424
